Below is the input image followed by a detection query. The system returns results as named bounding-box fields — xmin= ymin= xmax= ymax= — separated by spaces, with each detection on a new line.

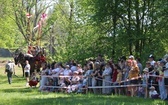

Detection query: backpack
xmin=6 ymin=63 xmax=13 ymax=72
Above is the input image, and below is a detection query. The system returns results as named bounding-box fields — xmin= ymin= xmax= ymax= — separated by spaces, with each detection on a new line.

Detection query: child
xmin=44 ymin=78 xmax=54 ymax=92
xmin=67 ymin=71 xmax=80 ymax=93
xmin=149 ymin=86 xmax=159 ymax=99
xmin=142 ymin=68 xmax=149 ymax=87
xmin=137 ymin=86 xmax=145 ymax=97
xmin=29 ymin=72 xmax=38 ymax=87
xmin=113 ymin=68 xmax=122 ymax=95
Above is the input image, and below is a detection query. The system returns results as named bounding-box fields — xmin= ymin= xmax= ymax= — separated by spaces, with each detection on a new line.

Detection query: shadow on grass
xmin=1 ymin=87 xmax=34 ymax=93
xmin=0 ymin=85 xmax=167 ymax=105
xmin=1 ymin=93 xmax=168 ymax=105
xmin=0 ymin=73 xmax=167 ymax=105
xmin=0 ymin=74 xmax=24 ymax=85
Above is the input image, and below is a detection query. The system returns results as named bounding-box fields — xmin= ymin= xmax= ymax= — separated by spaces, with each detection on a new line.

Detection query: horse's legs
xmin=21 ymin=65 xmax=24 ymax=77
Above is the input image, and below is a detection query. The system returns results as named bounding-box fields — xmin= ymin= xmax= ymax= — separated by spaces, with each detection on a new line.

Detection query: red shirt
xmin=112 ymin=69 xmax=118 ymax=82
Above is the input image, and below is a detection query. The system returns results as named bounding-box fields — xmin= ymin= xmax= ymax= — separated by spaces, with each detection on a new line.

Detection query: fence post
xmin=145 ymin=78 xmax=148 ymax=98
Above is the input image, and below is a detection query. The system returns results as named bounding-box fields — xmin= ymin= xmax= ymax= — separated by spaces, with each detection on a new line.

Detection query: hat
xmin=95 ymin=61 xmax=100 ymax=65
xmin=149 ymin=54 xmax=154 ymax=59
xmin=163 ymin=54 xmax=168 ymax=60
xmin=65 ymin=65 xmax=70 ymax=68
xmin=149 ymin=86 xmax=155 ymax=90
xmin=160 ymin=60 xmax=166 ymax=65
xmin=73 ymin=71 xmax=78 ymax=74
xmin=8 ymin=60 xmax=12 ymax=63
xmin=143 ymin=68 xmax=149 ymax=72
xmin=129 ymin=55 xmax=134 ymax=59
xmin=77 ymin=64 xmax=82 ymax=67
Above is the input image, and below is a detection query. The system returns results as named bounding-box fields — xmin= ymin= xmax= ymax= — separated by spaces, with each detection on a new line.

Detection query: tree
xmin=79 ymin=0 xmax=168 ymax=61
xmin=0 ymin=0 xmax=19 ymax=48
xmin=12 ymin=0 xmax=56 ymax=46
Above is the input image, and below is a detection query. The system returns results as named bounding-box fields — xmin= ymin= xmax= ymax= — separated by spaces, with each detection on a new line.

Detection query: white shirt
xmin=149 ymin=90 xmax=158 ymax=98
xmin=24 ymin=64 xmax=30 ymax=72
xmin=150 ymin=60 xmax=156 ymax=66
xmin=52 ymin=68 xmax=64 ymax=77
xmin=7 ymin=63 xmax=15 ymax=70
xmin=142 ymin=73 xmax=149 ymax=79
xmin=52 ymin=68 xmax=60 ymax=73
xmin=63 ymin=69 xmax=72 ymax=76
xmin=71 ymin=66 xmax=77 ymax=72
xmin=71 ymin=76 xmax=80 ymax=84
xmin=102 ymin=67 xmax=112 ymax=76
xmin=77 ymin=68 xmax=83 ymax=73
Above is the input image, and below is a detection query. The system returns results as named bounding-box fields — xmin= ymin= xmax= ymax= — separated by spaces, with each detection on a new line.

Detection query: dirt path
xmin=0 ymin=60 xmax=6 ymax=68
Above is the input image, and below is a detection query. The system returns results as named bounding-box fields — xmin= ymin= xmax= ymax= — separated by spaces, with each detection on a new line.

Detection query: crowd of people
xmin=36 ymin=54 xmax=168 ymax=100
xmin=4 ymin=53 xmax=168 ymax=100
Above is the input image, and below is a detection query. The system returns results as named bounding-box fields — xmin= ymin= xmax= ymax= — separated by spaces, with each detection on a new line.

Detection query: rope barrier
xmin=40 ymin=73 xmax=168 ymax=85
xmin=42 ymin=84 xmax=144 ymax=89
xmin=39 ymin=72 xmax=168 ymax=96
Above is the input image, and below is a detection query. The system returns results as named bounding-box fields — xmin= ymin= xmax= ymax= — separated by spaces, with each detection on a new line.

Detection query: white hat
xmin=59 ymin=72 xmax=64 ymax=75
xmin=150 ymin=86 xmax=155 ymax=89
xmin=143 ymin=68 xmax=149 ymax=72
xmin=8 ymin=60 xmax=12 ymax=63
xmin=73 ymin=71 xmax=78 ymax=74
xmin=65 ymin=65 xmax=70 ymax=68
xmin=129 ymin=55 xmax=134 ymax=59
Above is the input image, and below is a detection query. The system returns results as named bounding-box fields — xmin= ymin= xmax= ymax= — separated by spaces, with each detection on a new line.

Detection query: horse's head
xmin=13 ymin=48 xmax=22 ymax=65
xmin=14 ymin=56 xmax=18 ymax=65
xmin=14 ymin=52 xmax=25 ymax=65
xmin=18 ymin=52 xmax=25 ymax=61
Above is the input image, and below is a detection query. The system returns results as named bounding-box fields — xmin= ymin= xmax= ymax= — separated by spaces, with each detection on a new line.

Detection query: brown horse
xmin=14 ymin=52 xmax=42 ymax=77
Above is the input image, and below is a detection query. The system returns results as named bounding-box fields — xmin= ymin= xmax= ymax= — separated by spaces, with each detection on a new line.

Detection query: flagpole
xmin=37 ymin=13 xmax=47 ymax=47
xmin=26 ymin=13 xmax=32 ymax=45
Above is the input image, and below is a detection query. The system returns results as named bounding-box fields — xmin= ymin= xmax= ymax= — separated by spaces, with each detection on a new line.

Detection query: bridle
xmin=14 ymin=53 xmax=26 ymax=65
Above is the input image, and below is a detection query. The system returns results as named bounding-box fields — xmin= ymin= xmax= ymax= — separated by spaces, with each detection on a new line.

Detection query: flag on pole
xmin=33 ymin=13 xmax=47 ymax=30
xmin=41 ymin=13 xmax=47 ymax=21
xmin=26 ymin=13 xmax=32 ymax=18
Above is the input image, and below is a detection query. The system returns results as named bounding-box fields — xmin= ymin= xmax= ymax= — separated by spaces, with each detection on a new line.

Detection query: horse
xmin=14 ymin=52 xmax=43 ymax=77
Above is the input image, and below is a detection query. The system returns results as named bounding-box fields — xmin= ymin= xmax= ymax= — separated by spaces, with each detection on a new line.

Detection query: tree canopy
xmin=0 ymin=0 xmax=168 ymax=63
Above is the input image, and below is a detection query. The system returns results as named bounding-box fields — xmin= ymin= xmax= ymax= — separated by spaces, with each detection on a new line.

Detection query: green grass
xmin=0 ymin=57 xmax=12 ymax=61
xmin=0 ymin=58 xmax=168 ymax=105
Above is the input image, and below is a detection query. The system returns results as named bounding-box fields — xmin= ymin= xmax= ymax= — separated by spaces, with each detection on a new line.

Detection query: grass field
xmin=0 ymin=58 xmax=168 ymax=105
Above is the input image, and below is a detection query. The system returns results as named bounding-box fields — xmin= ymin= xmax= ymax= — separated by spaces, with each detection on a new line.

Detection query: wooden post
xmin=145 ymin=78 xmax=148 ymax=98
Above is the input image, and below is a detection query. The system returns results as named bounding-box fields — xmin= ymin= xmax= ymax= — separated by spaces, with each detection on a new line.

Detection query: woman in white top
xmin=67 ymin=71 xmax=80 ymax=93
xmin=24 ymin=60 xmax=31 ymax=86
xmin=102 ymin=62 xmax=112 ymax=94
xmin=39 ymin=63 xmax=49 ymax=91
xmin=63 ymin=65 xmax=72 ymax=77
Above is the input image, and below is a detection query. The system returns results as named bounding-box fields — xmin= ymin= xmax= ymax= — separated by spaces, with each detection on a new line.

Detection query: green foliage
xmin=0 ymin=0 xmax=21 ymax=48
xmin=0 ymin=0 xmax=168 ymax=63
xmin=76 ymin=0 xmax=168 ymax=61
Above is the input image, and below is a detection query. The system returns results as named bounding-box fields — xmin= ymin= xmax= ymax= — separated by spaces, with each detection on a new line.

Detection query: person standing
xmin=11 ymin=60 xmax=16 ymax=76
xmin=148 ymin=54 xmax=156 ymax=67
xmin=128 ymin=60 xmax=139 ymax=97
xmin=136 ymin=58 xmax=143 ymax=74
xmin=5 ymin=60 xmax=15 ymax=84
xmin=24 ymin=60 xmax=31 ymax=87
xmin=164 ymin=57 xmax=168 ymax=100
xmin=102 ymin=62 xmax=112 ymax=94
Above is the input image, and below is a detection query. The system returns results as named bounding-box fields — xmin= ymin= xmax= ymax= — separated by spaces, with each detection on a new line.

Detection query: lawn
xmin=0 ymin=58 xmax=167 ymax=105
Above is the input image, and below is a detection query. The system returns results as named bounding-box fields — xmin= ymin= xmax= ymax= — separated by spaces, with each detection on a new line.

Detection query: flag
xmin=41 ymin=13 xmax=47 ymax=21
xmin=26 ymin=13 xmax=32 ymax=18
